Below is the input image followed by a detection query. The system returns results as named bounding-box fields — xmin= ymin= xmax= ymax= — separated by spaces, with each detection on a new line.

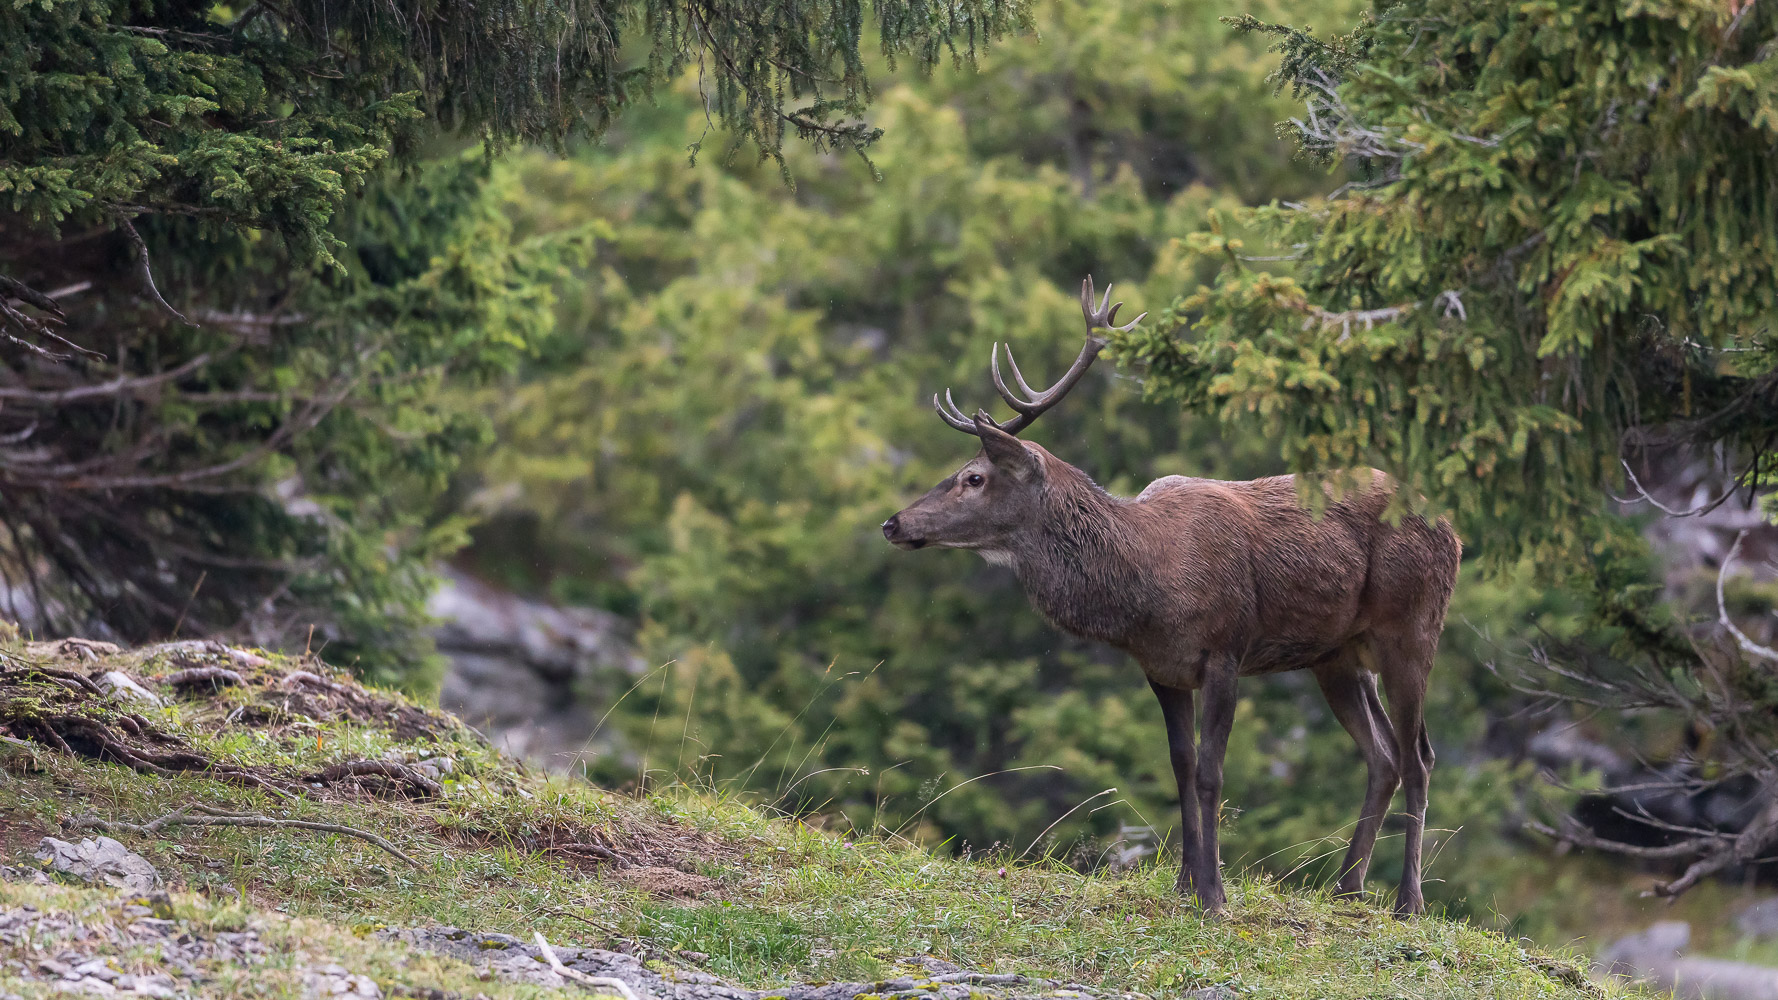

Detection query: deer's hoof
xmin=1392 ymin=896 xmax=1425 ymax=918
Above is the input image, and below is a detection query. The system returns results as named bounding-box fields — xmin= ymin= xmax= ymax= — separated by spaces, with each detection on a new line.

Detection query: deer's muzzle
xmin=881 ymin=515 xmax=926 ymax=549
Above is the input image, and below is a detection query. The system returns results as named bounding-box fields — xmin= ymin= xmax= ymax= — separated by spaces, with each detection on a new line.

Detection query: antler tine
xmin=991 ymin=343 xmax=1044 ymax=412
xmin=933 ymin=389 xmax=983 ymax=433
xmin=934 ymin=275 xmax=1146 ymax=438
xmin=1081 ymin=276 xmax=1147 ymax=335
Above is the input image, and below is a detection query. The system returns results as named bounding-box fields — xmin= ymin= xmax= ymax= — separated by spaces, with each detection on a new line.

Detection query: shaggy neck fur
xmin=1003 ymin=460 xmax=1155 ymax=647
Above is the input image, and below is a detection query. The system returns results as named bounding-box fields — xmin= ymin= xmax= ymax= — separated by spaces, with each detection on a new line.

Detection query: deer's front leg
xmin=1193 ymin=654 xmax=1238 ymax=915
xmin=1149 ymin=680 xmax=1200 ymax=898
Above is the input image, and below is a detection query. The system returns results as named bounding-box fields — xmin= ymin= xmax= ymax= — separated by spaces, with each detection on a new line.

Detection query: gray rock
xmin=1526 ymin=723 xmax=1629 ymax=782
xmin=1600 ymin=920 xmax=1691 ymax=974
xmin=304 ymin=963 xmax=382 ymax=998
xmin=140 ymin=639 xmax=270 ymax=668
xmin=33 ymin=837 xmax=161 ymax=893
xmin=0 ymin=864 xmax=52 ymax=885
xmin=95 ymin=671 xmax=162 ymax=708
xmin=1600 ymin=920 xmax=1778 ymax=1000
xmin=1740 ymin=899 xmax=1778 ymax=940
xmin=387 ymin=926 xmax=1095 ymax=1000
xmin=429 ymin=568 xmax=645 ymax=771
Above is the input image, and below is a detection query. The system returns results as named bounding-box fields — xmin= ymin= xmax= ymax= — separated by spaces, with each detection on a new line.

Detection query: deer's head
xmin=882 ymin=277 xmax=1144 ymax=555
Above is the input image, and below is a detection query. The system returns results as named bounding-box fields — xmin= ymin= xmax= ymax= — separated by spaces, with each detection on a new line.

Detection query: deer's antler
xmin=933 ymin=276 xmax=1146 ymax=437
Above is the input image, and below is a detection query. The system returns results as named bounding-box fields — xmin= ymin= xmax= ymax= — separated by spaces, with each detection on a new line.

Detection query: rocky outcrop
xmin=389 ymin=927 xmax=1131 ymax=1000
xmin=429 ymin=567 xmax=645 ymax=771
xmin=33 ymin=837 xmax=161 ymax=894
xmin=1601 ymin=921 xmax=1778 ymax=1000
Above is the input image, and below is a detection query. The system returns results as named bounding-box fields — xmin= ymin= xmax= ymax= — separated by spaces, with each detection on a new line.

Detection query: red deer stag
xmin=882 ymin=278 xmax=1461 ymax=916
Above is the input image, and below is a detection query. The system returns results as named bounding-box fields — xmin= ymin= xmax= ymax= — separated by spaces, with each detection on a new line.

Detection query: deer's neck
xmin=1007 ymin=471 xmax=1153 ymax=647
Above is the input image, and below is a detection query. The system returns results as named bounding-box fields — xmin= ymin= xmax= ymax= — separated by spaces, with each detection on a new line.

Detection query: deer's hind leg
xmin=1371 ymin=633 xmax=1436 ymax=917
xmin=1311 ymin=651 xmax=1399 ymax=899
xmin=1190 ymin=653 xmax=1238 ymax=915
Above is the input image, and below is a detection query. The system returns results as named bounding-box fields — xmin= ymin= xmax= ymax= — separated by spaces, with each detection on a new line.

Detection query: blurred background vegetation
xmin=439 ymin=0 xmax=1647 ymax=941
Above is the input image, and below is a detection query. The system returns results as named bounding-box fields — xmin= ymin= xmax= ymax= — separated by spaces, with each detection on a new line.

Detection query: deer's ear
xmin=975 ymin=416 xmax=1040 ymax=481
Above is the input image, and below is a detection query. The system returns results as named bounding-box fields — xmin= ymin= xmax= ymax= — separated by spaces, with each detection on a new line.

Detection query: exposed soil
xmin=446 ymin=809 xmax=743 ymax=876
xmin=0 ymin=810 xmax=44 ymax=860
xmin=616 ymin=865 xmax=720 ymax=900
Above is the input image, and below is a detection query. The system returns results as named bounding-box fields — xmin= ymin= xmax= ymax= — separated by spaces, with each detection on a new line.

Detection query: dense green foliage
xmin=1111 ymin=0 xmax=1778 ymax=892
xmin=0 ymin=0 xmax=1026 ymax=677
xmin=454 ymin=0 xmax=1621 ymax=929
xmin=1118 ymin=0 xmax=1778 ymax=563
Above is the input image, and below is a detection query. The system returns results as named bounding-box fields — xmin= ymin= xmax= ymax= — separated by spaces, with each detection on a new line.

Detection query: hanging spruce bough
xmin=1118 ymin=0 xmax=1777 ymax=562
xmin=0 ymin=0 xmax=1026 ymax=679
xmin=1 ymin=0 xmax=1028 ymax=350
xmin=1115 ymin=0 xmax=1778 ymax=895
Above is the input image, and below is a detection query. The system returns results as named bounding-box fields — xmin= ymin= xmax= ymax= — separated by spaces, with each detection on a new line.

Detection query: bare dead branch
xmin=306 ymin=760 xmax=443 ymax=799
xmin=70 ymin=805 xmax=419 ymax=867
xmin=116 ymin=215 xmax=193 ymax=327
xmin=1613 ymin=458 xmax=1751 ymax=518
xmin=531 ymin=932 xmax=646 ymax=1000
xmin=0 ymin=296 xmax=102 ymax=360
xmin=0 ymin=275 xmax=68 ymax=322
xmin=1717 ymin=530 xmax=1778 ymax=662
xmin=1526 ymin=817 xmax=1709 ymax=860
xmin=0 ymin=352 xmax=215 ymax=404
xmin=1297 ymin=289 xmax=1467 ymax=342
xmin=1655 ymin=795 xmax=1778 ymax=897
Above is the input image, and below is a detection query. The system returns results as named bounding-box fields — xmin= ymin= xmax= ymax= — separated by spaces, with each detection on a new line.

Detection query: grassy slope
xmin=0 ymin=637 xmax=1613 ymax=1000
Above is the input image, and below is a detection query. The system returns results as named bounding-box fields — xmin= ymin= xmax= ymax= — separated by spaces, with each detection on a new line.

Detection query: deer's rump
xmin=1133 ymin=471 xmax=1459 ymax=680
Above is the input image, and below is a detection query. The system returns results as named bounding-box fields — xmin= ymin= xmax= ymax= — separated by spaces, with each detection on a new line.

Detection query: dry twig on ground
xmin=532 ymin=932 xmax=646 ymax=1000
xmin=70 ymin=802 xmax=420 ymax=867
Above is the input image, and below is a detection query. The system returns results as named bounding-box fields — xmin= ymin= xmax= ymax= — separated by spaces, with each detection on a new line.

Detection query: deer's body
xmin=885 ymin=278 xmax=1461 ymax=916
xmin=1002 ymin=459 xmax=1457 ymax=690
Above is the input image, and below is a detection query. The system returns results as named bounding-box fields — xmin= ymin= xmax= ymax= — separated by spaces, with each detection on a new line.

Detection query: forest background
xmin=5 ymin=0 xmax=1776 ymax=954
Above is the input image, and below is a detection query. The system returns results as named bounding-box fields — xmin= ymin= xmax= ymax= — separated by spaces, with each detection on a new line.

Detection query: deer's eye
xmin=965 ymin=473 xmax=985 ymax=488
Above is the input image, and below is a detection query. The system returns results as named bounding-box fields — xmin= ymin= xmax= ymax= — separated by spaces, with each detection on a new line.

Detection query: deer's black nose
xmin=881 ymin=515 xmax=900 ymax=540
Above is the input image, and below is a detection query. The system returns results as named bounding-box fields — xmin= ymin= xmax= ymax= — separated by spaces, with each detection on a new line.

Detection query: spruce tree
xmin=0 ymin=0 xmax=1025 ymax=680
xmin=1114 ymin=0 xmax=1778 ymax=894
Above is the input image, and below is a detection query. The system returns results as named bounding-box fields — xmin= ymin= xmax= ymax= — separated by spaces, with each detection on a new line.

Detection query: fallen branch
xmin=532 ymin=932 xmax=646 ymax=1000
xmin=1526 ymin=817 xmax=1721 ymax=862
xmin=0 ymin=666 xmax=105 ymax=697
xmin=280 ymin=670 xmax=347 ymax=692
xmin=70 ymin=803 xmax=419 ymax=867
xmin=926 ymin=973 xmax=1033 ymax=986
xmin=1529 ymin=793 xmax=1778 ymax=898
